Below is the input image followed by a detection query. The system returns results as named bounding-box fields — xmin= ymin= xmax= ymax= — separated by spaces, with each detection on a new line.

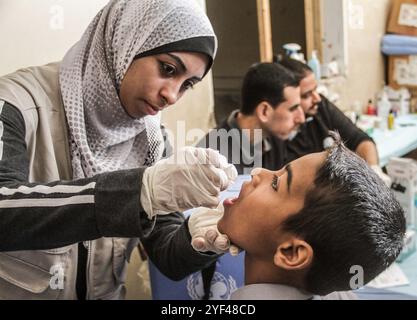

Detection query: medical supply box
xmin=387 ymin=157 xmax=417 ymax=229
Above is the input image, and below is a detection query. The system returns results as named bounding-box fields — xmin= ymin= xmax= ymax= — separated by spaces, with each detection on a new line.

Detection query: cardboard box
xmin=388 ymin=55 xmax=417 ymax=89
xmin=387 ymin=157 xmax=417 ymax=229
xmin=388 ymin=0 xmax=417 ymax=36
xmin=397 ymin=229 xmax=416 ymax=262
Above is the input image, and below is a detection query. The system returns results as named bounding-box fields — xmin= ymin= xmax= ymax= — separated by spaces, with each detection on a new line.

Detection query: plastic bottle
xmin=308 ymin=50 xmax=321 ymax=80
xmin=399 ymin=88 xmax=411 ymax=115
xmin=377 ymin=91 xmax=391 ymax=130
xmin=366 ymin=99 xmax=377 ymax=116
xmin=283 ymin=43 xmax=305 ymax=62
xmin=388 ymin=110 xmax=395 ymax=130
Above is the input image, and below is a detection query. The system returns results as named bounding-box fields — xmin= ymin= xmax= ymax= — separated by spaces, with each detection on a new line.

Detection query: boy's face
xmin=262 ymin=86 xmax=305 ymax=140
xmin=218 ymin=152 xmax=327 ymax=257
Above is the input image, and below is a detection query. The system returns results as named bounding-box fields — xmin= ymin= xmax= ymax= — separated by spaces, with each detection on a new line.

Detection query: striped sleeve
xmin=0 ymin=101 xmax=146 ymax=251
xmin=0 ymin=101 xmax=219 ymax=278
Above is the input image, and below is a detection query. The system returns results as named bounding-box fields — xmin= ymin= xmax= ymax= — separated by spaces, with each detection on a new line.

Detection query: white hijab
xmin=59 ymin=0 xmax=216 ymax=179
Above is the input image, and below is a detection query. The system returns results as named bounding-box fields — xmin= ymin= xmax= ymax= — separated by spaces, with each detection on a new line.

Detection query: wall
xmin=0 ymin=0 xmax=109 ymax=76
xmin=323 ymin=0 xmax=392 ymax=111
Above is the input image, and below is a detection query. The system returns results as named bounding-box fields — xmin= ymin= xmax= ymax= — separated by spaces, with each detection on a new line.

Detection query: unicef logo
xmin=186 ymin=272 xmax=238 ymax=300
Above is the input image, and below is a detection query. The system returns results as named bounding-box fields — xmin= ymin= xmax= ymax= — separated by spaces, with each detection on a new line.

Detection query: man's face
xmin=299 ymin=72 xmax=322 ymax=116
xmin=119 ymin=51 xmax=208 ymax=119
xmin=218 ymin=152 xmax=327 ymax=257
xmin=263 ymin=86 xmax=305 ymax=140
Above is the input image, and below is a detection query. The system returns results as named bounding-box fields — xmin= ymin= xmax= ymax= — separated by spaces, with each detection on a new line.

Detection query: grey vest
xmin=0 ymin=63 xmax=138 ymax=299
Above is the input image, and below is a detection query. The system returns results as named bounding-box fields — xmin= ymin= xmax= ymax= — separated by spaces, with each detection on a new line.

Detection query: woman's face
xmin=119 ymin=51 xmax=209 ymax=119
xmin=218 ymin=152 xmax=327 ymax=256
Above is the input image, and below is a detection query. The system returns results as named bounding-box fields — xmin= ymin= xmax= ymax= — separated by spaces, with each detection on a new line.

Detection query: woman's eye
xmin=182 ymin=80 xmax=195 ymax=91
xmin=161 ymin=62 xmax=176 ymax=76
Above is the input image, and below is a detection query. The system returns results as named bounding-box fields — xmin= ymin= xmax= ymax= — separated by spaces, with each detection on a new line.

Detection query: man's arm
xmin=140 ymin=213 xmax=220 ymax=281
xmin=323 ymin=96 xmax=378 ymax=164
xmin=355 ymin=140 xmax=379 ymax=166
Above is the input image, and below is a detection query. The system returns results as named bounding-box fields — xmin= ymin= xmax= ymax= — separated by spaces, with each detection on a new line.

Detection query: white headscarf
xmin=59 ymin=0 xmax=217 ymax=179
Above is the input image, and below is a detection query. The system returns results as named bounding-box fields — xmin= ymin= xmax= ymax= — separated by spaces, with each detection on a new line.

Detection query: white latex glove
xmin=188 ymin=204 xmax=240 ymax=255
xmin=371 ymin=165 xmax=392 ymax=187
xmin=140 ymin=147 xmax=238 ymax=219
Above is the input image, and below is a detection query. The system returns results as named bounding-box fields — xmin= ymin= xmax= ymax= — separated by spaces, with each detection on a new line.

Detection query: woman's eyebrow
xmin=164 ymin=53 xmax=203 ymax=82
xmin=165 ymin=53 xmax=187 ymax=73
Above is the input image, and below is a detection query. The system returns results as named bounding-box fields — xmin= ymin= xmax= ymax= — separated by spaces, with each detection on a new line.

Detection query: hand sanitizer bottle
xmin=308 ymin=50 xmax=321 ymax=80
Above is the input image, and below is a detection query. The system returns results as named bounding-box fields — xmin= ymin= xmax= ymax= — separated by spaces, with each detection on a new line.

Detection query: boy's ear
xmin=255 ymin=102 xmax=273 ymax=123
xmin=273 ymin=238 xmax=313 ymax=271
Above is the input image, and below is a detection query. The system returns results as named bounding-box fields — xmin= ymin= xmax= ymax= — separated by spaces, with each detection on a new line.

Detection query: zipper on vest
xmin=85 ymin=241 xmax=92 ymax=300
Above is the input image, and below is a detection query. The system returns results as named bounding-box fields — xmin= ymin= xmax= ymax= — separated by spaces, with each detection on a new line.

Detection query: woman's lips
xmin=143 ymin=100 xmax=160 ymax=116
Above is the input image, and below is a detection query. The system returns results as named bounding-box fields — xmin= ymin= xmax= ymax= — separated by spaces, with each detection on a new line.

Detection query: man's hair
xmin=281 ymin=132 xmax=406 ymax=295
xmin=277 ymin=58 xmax=312 ymax=85
xmin=240 ymin=63 xmax=298 ymax=115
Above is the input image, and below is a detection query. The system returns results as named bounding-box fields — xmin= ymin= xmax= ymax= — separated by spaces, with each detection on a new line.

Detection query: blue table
xmin=371 ymin=114 xmax=417 ymax=167
xmin=355 ymin=253 xmax=417 ymax=300
xmin=389 ymin=252 xmax=417 ymax=297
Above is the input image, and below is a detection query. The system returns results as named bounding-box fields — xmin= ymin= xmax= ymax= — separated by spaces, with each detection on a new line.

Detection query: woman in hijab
xmin=0 ymin=0 xmax=235 ymax=299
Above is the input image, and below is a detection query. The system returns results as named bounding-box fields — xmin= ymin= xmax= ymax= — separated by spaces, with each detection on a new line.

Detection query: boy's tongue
xmin=223 ymin=197 xmax=238 ymax=207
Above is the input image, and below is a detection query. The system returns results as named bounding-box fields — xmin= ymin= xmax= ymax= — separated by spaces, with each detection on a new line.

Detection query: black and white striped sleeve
xmin=0 ymin=101 xmax=150 ymax=251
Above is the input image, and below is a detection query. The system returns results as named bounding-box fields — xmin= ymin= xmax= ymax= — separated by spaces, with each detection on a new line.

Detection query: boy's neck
xmin=244 ymin=253 xmax=306 ymax=290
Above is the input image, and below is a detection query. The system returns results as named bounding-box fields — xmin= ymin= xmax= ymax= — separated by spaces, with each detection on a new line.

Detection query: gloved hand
xmin=371 ymin=165 xmax=392 ymax=187
xmin=188 ymin=204 xmax=240 ymax=255
xmin=140 ymin=147 xmax=238 ymax=219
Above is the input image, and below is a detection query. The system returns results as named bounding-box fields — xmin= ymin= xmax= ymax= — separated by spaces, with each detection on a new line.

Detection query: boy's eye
xmin=272 ymin=174 xmax=279 ymax=191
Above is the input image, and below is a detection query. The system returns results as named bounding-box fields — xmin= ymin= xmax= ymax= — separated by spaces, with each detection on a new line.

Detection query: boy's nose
xmin=250 ymin=168 xmax=263 ymax=176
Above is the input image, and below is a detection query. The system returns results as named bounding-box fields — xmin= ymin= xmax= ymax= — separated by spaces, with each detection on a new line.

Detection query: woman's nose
xmin=160 ymin=83 xmax=180 ymax=106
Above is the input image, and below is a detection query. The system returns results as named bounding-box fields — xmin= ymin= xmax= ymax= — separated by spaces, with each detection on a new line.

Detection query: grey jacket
xmin=0 ymin=63 xmax=217 ymax=299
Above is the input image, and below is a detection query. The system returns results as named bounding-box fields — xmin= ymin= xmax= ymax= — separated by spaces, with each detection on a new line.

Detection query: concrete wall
xmin=323 ymin=0 xmax=391 ymax=111
xmin=0 ymin=0 xmax=109 ymax=76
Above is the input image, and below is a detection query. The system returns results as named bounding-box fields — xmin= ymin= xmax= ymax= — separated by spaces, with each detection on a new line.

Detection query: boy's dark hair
xmin=281 ymin=132 xmax=406 ymax=295
xmin=240 ymin=63 xmax=298 ymax=116
xmin=277 ymin=58 xmax=312 ymax=85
